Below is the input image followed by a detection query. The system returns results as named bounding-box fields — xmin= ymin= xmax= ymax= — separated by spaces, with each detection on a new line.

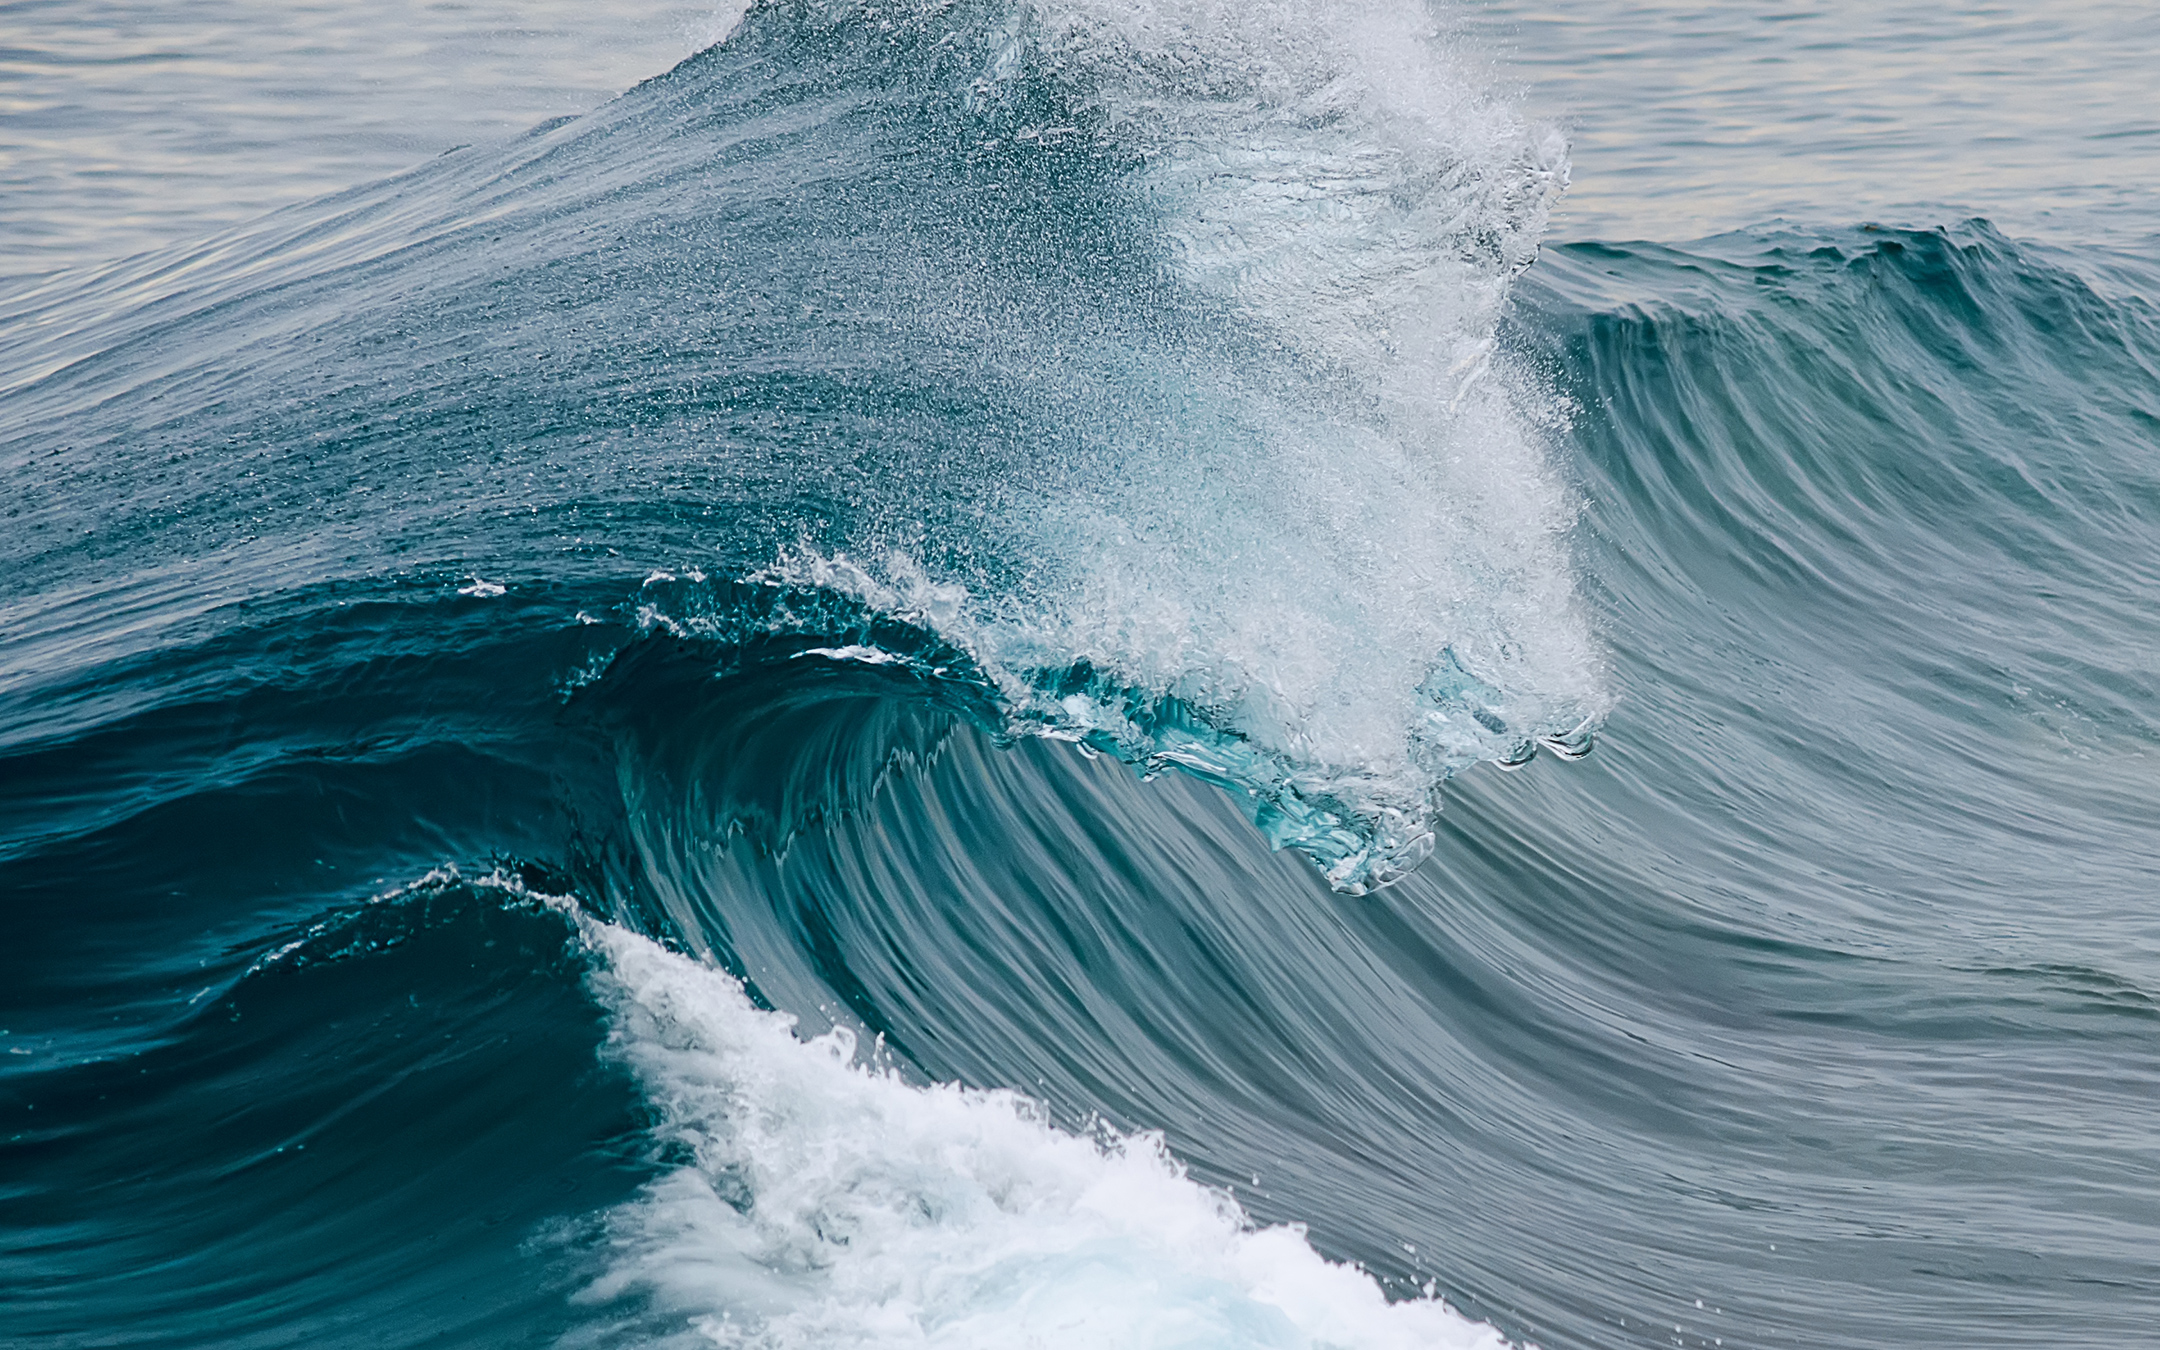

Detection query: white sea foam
xmin=575 ymin=911 xmax=1517 ymax=1349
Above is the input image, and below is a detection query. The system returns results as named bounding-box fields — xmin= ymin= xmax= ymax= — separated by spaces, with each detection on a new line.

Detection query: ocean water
xmin=3 ymin=4 xmax=2156 ymax=1349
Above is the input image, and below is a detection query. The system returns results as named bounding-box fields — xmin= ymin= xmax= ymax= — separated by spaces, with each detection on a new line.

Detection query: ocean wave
xmin=6 ymin=217 xmax=2160 ymax=1349
xmin=1 ymin=0 xmax=1607 ymax=893
xmin=9 ymin=1 xmax=2160 ymax=1343
xmin=562 ymin=874 xmax=1514 ymax=1349
xmin=139 ymin=862 xmax=1518 ymax=1348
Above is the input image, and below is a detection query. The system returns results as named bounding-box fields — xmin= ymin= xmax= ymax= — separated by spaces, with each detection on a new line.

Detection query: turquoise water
xmin=4 ymin=4 xmax=2157 ymax=1348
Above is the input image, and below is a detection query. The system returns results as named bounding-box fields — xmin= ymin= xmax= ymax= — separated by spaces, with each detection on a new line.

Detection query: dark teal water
xmin=5 ymin=3 xmax=2158 ymax=1348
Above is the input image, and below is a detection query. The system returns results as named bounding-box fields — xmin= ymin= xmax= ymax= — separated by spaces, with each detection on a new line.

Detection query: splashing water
xmin=570 ymin=881 xmax=1515 ymax=1349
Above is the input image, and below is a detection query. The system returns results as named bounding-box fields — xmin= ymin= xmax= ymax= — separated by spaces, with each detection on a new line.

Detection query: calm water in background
xmin=1467 ymin=0 xmax=2160 ymax=240
xmin=0 ymin=0 xmax=726 ymax=274
xmin=7 ymin=0 xmax=2157 ymax=276
xmin=4 ymin=4 xmax=2157 ymax=1350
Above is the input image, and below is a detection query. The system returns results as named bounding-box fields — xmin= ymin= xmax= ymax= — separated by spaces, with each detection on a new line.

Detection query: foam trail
xmin=576 ymin=913 xmax=1515 ymax=1349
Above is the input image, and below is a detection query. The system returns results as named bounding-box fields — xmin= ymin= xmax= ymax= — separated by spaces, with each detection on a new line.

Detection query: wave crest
xmin=634 ymin=551 xmax=1600 ymax=893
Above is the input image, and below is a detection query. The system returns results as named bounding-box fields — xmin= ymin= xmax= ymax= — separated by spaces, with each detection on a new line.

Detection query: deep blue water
xmin=5 ymin=3 xmax=2158 ymax=1349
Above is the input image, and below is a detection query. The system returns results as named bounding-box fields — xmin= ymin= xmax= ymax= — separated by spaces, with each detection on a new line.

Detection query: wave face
xmin=6 ymin=6 xmax=2160 ymax=1350
xmin=3 ymin=0 xmax=1602 ymax=895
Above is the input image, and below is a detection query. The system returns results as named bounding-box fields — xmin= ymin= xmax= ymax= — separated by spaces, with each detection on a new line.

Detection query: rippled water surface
xmin=0 ymin=0 xmax=726 ymax=274
xmin=1467 ymin=0 xmax=2160 ymax=239
xmin=4 ymin=4 xmax=2157 ymax=1350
